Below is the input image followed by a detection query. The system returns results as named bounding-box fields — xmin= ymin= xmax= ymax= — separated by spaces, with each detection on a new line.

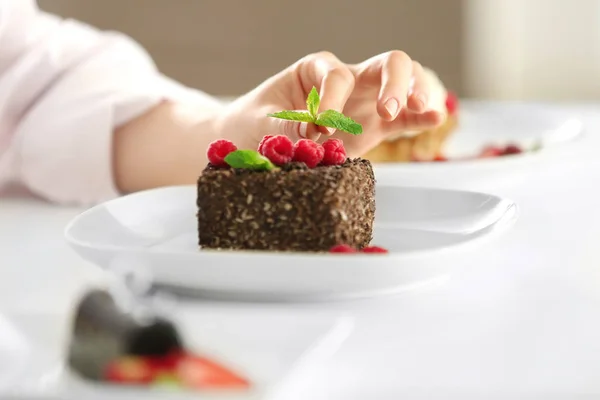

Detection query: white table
xmin=3 ymin=102 xmax=600 ymax=399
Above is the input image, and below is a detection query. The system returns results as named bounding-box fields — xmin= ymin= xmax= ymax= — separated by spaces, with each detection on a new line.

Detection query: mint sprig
xmin=267 ymin=86 xmax=363 ymax=135
xmin=306 ymin=86 xmax=320 ymax=118
xmin=224 ymin=150 xmax=275 ymax=171
xmin=315 ymin=110 xmax=363 ymax=135
xmin=266 ymin=110 xmax=313 ymax=123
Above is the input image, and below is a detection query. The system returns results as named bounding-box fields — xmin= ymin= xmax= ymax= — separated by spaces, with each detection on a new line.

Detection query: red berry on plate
xmin=433 ymin=155 xmax=448 ymax=162
xmin=292 ymin=139 xmax=325 ymax=168
xmin=148 ymin=351 xmax=185 ymax=370
xmin=479 ymin=145 xmax=503 ymax=158
xmin=362 ymin=246 xmax=389 ymax=254
xmin=329 ymin=244 xmax=357 ymax=253
xmin=503 ymin=144 xmax=523 ymax=155
xmin=104 ymin=356 xmax=156 ymax=384
xmin=207 ymin=139 xmax=237 ymax=167
xmin=260 ymin=136 xmax=294 ymax=165
xmin=257 ymin=135 xmax=274 ymax=154
xmin=445 ymin=91 xmax=458 ymax=115
xmin=176 ymin=355 xmax=250 ymax=389
xmin=321 ymin=138 xmax=347 ymax=166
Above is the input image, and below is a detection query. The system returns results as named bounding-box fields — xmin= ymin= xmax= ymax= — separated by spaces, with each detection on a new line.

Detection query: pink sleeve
xmin=0 ymin=0 xmax=223 ymax=205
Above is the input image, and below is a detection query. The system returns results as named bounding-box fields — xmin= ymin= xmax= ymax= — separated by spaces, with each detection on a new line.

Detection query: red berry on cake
xmin=321 ymin=138 xmax=347 ymax=166
xmin=292 ymin=139 xmax=325 ymax=168
xmin=362 ymin=246 xmax=389 ymax=254
xmin=445 ymin=91 xmax=458 ymax=115
xmin=207 ymin=139 xmax=237 ymax=167
xmin=257 ymin=135 xmax=274 ymax=154
xmin=260 ymin=136 xmax=294 ymax=166
xmin=329 ymin=244 xmax=357 ymax=253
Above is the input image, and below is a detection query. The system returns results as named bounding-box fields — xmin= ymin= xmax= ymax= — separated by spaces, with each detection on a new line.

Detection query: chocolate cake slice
xmin=197 ymin=158 xmax=375 ymax=252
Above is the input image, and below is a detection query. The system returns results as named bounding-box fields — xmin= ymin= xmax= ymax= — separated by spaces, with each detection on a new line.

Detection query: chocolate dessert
xmin=196 ymin=87 xmax=377 ymax=253
xmin=197 ymin=158 xmax=375 ymax=252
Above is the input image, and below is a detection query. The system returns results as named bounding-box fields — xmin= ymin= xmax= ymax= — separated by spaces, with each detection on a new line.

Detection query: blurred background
xmin=38 ymin=0 xmax=600 ymax=101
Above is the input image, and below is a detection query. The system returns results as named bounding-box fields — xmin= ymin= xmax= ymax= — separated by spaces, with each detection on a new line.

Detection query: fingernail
xmin=298 ymin=123 xmax=307 ymax=138
xmin=384 ymin=98 xmax=399 ymax=119
xmin=416 ymin=94 xmax=428 ymax=109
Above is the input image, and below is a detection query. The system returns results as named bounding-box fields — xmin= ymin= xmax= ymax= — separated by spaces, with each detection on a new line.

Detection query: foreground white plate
xmin=65 ymin=185 xmax=517 ymax=301
xmin=2 ymin=308 xmax=352 ymax=399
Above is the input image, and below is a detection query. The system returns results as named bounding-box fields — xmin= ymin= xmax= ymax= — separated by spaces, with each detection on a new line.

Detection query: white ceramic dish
xmin=65 ymin=185 xmax=517 ymax=301
xmin=1 ymin=308 xmax=353 ymax=400
xmin=374 ymin=102 xmax=585 ymax=189
xmin=443 ymin=102 xmax=583 ymax=159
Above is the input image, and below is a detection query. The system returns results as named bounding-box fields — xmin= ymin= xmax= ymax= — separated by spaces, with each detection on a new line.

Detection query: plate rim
xmin=64 ymin=185 xmax=519 ymax=261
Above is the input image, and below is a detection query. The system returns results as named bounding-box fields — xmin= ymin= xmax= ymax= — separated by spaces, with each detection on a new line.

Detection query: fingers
xmin=353 ymin=51 xmax=432 ymax=121
xmin=269 ymin=110 xmax=322 ymax=141
xmin=406 ymin=61 xmax=429 ymax=113
xmin=377 ymin=51 xmax=413 ymax=120
xmin=384 ymin=109 xmax=445 ymax=133
xmin=297 ymin=52 xmax=355 ymax=135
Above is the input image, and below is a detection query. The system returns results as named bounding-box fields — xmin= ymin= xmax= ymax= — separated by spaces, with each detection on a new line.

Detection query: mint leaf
xmin=315 ymin=110 xmax=363 ymax=135
xmin=266 ymin=111 xmax=314 ymax=123
xmin=224 ymin=150 xmax=275 ymax=171
xmin=306 ymin=87 xmax=320 ymax=118
xmin=267 ymin=88 xmax=363 ymax=135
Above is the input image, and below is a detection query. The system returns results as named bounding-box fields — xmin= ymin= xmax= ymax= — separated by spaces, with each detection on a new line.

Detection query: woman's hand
xmin=113 ymin=51 xmax=447 ymax=194
xmin=218 ymin=51 xmax=446 ymax=157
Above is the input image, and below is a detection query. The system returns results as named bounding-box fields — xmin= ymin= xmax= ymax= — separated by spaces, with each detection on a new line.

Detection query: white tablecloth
xmin=2 ymin=102 xmax=600 ymax=399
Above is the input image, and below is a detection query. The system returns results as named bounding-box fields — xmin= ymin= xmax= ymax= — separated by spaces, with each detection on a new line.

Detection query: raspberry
xmin=260 ymin=136 xmax=294 ymax=166
xmin=433 ymin=155 xmax=448 ymax=162
xmin=362 ymin=246 xmax=389 ymax=254
xmin=479 ymin=145 xmax=503 ymax=158
xmin=445 ymin=91 xmax=458 ymax=115
xmin=329 ymin=244 xmax=357 ymax=253
xmin=207 ymin=139 xmax=237 ymax=167
xmin=292 ymin=139 xmax=324 ymax=168
xmin=503 ymin=144 xmax=523 ymax=155
xmin=257 ymin=135 xmax=273 ymax=154
xmin=321 ymin=138 xmax=347 ymax=166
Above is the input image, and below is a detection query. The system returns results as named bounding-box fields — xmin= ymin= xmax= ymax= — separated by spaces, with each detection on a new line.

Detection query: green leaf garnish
xmin=267 ymin=86 xmax=363 ymax=135
xmin=266 ymin=110 xmax=314 ymax=123
xmin=315 ymin=110 xmax=363 ymax=135
xmin=224 ymin=150 xmax=275 ymax=171
xmin=306 ymin=87 xmax=320 ymax=118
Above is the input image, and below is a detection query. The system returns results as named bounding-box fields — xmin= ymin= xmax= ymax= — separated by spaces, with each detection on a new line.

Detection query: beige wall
xmin=38 ymin=0 xmax=464 ymax=97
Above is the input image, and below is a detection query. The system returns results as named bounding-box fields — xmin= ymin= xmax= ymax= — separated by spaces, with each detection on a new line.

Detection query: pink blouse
xmin=0 ymin=0 xmax=223 ymax=205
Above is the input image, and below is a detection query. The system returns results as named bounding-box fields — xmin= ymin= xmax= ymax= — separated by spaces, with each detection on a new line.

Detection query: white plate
xmin=444 ymin=102 xmax=583 ymax=159
xmin=64 ymin=185 xmax=517 ymax=301
xmin=374 ymin=102 xmax=585 ymax=189
xmin=1 ymin=308 xmax=353 ymax=400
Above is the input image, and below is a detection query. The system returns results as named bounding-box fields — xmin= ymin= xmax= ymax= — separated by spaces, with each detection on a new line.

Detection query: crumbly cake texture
xmin=196 ymin=158 xmax=376 ymax=252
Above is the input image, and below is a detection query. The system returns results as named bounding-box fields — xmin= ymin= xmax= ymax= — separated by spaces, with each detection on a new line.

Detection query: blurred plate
xmin=64 ymin=185 xmax=517 ymax=301
xmin=1 ymin=308 xmax=353 ymax=400
xmin=373 ymin=102 xmax=584 ymax=189
xmin=444 ymin=102 xmax=583 ymax=159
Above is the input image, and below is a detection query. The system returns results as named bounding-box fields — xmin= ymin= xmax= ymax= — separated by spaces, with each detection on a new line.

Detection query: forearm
xmin=113 ymin=100 xmax=222 ymax=194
